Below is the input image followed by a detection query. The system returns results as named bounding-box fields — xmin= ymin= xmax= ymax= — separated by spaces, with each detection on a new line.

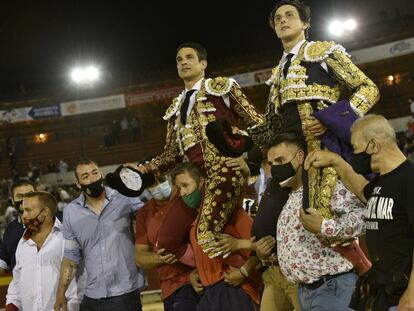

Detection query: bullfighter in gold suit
xmin=133 ymin=42 xmax=264 ymax=257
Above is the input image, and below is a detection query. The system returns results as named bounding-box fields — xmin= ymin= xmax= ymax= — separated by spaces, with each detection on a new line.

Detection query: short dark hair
xmin=269 ymin=0 xmax=311 ymax=37
xmin=268 ymin=133 xmax=306 ymax=152
xmin=74 ymin=158 xmax=98 ymax=180
xmin=177 ymin=42 xmax=207 ymax=61
xmin=171 ymin=163 xmax=203 ymax=185
xmin=24 ymin=191 xmax=57 ymax=216
xmin=11 ymin=180 xmax=35 ymax=197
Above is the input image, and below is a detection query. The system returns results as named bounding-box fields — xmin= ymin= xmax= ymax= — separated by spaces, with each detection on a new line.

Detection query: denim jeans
xmin=298 ymin=271 xmax=358 ymax=311
xmin=389 ymin=307 xmax=398 ymax=311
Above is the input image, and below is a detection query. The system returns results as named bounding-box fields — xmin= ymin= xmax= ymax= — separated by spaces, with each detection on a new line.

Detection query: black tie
xmin=283 ymin=53 xmax=294 ymax=78
xmin=180 ymin=89 xmax=196 ymax=125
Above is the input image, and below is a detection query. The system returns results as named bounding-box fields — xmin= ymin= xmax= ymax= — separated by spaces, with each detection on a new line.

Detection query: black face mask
xmin=81 ymin=178 xmax=104 ymax=198
xmin=271 ymin=151 xmax=299 ymax=184
xmin=350 ymin=141 xmax=373 ymax=175
xmin=271 ymin=162 xmax=296 ymax=183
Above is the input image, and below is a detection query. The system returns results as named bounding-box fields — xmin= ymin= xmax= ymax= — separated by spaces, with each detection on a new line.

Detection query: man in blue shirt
xmin=54 ymin=158 xmax=146 ymax=311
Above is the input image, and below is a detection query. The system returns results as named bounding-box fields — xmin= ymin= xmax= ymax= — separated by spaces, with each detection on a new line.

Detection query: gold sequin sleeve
xmin=247 ymin=98 xmax=283 ymax=150
xmin=142 ymin=119 xmax=182 ymax=173
xmin=326 ymin=50 xmax=380 ymax=115
xmin=228 ymin=84 xmax=266 ymax=127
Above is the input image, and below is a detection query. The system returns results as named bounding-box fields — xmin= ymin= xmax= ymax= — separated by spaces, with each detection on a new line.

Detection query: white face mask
xmin=150 ymin=181 xmax=172 ymax=201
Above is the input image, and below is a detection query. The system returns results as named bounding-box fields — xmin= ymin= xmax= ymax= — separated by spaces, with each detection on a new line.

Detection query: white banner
xmin=60 ymin=94 xmax=125 ymax=116
xmin=351 ymin=37 xmax=414 ymax=65
xmin=0 ymin=107 xmax=31 ymax=124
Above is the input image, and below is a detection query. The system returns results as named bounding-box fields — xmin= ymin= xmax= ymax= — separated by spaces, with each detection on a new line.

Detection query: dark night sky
xmin=0 ymin=0 xmax=331 ymax=94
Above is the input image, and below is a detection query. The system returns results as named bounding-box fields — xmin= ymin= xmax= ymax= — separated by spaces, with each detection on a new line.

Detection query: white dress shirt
xmin=279 ymin=39 xmax=328 ymax=79
xmin=7 ymin=218 xmax=81 ymax=311
xmin=182 ymin=78 xmax=230 ymax=121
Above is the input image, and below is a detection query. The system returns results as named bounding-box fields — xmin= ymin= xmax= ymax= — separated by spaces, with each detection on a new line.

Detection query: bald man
xmin=305 ymin=114 xmax=414 ymax=311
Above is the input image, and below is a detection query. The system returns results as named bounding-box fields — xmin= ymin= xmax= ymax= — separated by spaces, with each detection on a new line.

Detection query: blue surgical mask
xmin=150 ymin=181 xmax=172 ymax=201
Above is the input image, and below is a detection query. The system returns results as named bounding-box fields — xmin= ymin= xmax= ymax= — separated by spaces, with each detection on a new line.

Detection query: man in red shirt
xmin=135 ymin=174 xmax=199 ymax=311
xmin=172 ymin=163 xmax=260 ymax=311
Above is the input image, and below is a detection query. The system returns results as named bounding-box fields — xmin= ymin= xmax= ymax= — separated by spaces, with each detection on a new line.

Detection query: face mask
xmin=23 ymin=209 xmax=45 ymax=232
xmin=81 ymin=178 xmax=104 ymax=198
xmin=150 ymin=181 xmax=172 ymax=201
xmin=14 ymin=200 xmax=23 ymax=214
xmin=271 ymin=151 xmax=299 ymax=186
xmin=350 ymin=141 xmax=373 ymax=175
xmin=182 ymin=188 xmax=202 ymax=209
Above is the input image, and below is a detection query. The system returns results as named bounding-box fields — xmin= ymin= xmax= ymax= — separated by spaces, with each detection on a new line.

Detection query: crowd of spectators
xmin=104 ymin=115 xmax=141 ymax=147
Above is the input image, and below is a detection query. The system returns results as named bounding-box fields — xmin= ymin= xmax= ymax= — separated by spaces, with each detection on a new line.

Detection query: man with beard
xmin=54 ymin=158 xmax=147 ymax=311
xmin=0 ymin=180 xmax=34 ymax=275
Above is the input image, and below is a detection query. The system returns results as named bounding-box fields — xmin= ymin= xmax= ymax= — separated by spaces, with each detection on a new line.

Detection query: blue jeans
xmin=389 ymin=307 xmax=398 ymax=311
xmin=298 ymin=271 xmax=358 ymax=311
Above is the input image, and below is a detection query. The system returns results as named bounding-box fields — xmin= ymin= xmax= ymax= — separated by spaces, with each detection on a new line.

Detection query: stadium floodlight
xmin=329 ymin=20 xmax=345 ymax=36
xmin=85 ymin=66 xmax=100 ymax=81
xmin=70 ymin=68 xmax=85 ymax=83
xmin=328 ymin=18 xmax=357 ymax=37
xmin=344 ymin=19 xmax=357 ymax=31
xmin=70 ymin=65 xmax=101 ymax=84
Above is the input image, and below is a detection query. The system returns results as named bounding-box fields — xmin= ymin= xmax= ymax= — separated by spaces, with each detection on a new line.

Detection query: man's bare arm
xmin=305 ymin=150 xmax=369 ymax=203
xmin=135 ymin=245 xmax=177 ymax=269
xmin=54 ymin=258 xmax=78 ymax=311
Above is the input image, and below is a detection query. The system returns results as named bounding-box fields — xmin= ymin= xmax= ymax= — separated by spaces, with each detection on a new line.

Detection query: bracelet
xmin=239 ymin=266 xmax=249 ymax=278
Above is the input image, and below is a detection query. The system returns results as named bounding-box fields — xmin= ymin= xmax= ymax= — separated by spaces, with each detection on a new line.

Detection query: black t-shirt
xmin=363 ymin=160 xmax=414 ymax=302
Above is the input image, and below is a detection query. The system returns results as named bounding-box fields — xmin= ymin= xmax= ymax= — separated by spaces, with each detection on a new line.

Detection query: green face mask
xmin=182 ymin=188 xmax=202 ymax=209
